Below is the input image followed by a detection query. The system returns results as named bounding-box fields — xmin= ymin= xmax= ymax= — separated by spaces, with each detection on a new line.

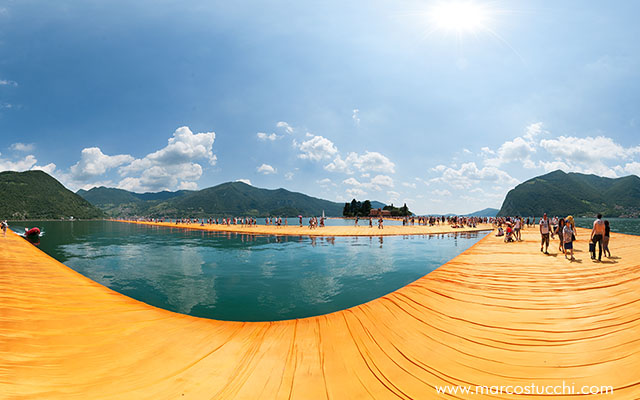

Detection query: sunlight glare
xmin=429 ymin=1 xmax=490 ymax=34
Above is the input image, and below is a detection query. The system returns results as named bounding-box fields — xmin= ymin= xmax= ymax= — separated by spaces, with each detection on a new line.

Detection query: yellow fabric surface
xmin=1 ymin=225 xmax=639 ymax=399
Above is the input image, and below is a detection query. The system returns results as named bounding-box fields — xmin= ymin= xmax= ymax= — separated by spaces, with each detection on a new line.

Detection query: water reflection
xmin=27 ymin=221 xmax=486 ymax=322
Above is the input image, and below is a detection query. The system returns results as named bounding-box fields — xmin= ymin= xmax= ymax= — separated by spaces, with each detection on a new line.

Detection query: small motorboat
xmin=24 ymin=227 xmax=41 ymax=238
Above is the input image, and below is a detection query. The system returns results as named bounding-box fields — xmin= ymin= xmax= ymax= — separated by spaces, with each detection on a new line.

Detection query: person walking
xmin=590 ymin=213 xmax=605 ymax=261
xmin=603 ymin=220 xmax=611 ymax=258
xmin=563 ymin=220 xmax=575 ymax=261
xmin=539 ymin=213 xmax=554 ymax=254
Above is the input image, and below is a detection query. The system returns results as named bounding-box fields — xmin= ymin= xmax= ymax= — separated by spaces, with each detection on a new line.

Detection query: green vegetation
xmin=383 ymin=203 xmax=412 ymax=217
xmin=0 ymin=170 xmax=105 ymax=220
xmin=342 ymin=199 xmax=372 ymax=217
xmin=343 ymin=199 xmax=410 ymax=217
xmin=498 ymin=170 xmax=640 ymax=218
xmin=78 ymin=182 xmax=349 ymax=218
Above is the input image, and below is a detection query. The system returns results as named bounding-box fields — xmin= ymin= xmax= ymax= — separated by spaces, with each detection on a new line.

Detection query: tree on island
xmin=383 ymin=203 xmax=412 ymax=217
xmin=343 ymin=199 xmax=411 ymax=217
xmin=343 ymin=199 xmax=372 ymax=217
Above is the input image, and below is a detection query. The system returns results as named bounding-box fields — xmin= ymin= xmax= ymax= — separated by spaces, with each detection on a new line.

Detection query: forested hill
xmin=0 ymin=170 xmax=105 ymax=219
xmin=498 ymin=170 xmax=640 ymax=217
xmin=78 ymin=181 xmax=350 ymax=218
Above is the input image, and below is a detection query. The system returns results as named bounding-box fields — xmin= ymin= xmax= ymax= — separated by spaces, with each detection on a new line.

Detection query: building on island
xmin=369 ymin=208 xmax=391 ymax=217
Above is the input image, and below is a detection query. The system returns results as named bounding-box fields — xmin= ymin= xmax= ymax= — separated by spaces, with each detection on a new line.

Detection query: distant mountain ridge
xmin=0 ymin=171 xmax=104 ymax=220
xmin=465 ymin=208 xmax=499 ymax=217
xmin=498 ymin=170 xmax=640 ymax=217
xmin=78 ymin=182 xmax=387 ymax=218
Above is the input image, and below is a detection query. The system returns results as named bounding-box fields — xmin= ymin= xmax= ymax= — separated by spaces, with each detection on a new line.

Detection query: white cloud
xmin=352 ymin=109 xmax=360 ymax=126
xmin=70 ymin=147 xmax=134 ymax=180
xmin=621 ymin=162 xmax=640 ymax=176
xmin=431 ymin=164 xmax=446 ymax=172
xmin=370 ymin=174 xmax=394 ymax=189
xmin=111 ymin=126 xmax=217 ymax=192
xmin=10 ymin=142 xmax=34 ymax=152
xmin=462 ymin=148 xmax=472 ymax=154
xmin=539 ymin=135 xmax=639 ymax=163
xmin=342 ymin=174 xmax=394 ymax=191
xmin=0 ymin=79 xmax=17 ymax=86
xmin=276 ymin=121 xmax=294 ymax=134
xmin=0 ymin=153 xmax=37 ymax=171
xmin=434 ymin=162 xmax=518 ymax=189
xmin=342 ymin=177 xmax=362 ymax=186
xmin=257 ymin=132 xmax=279 ymax=141
xmin=120 ymin=127 xmax=216 ymax=175
xmin=387 ymin=191 xmax=400 ymax=203
xmin=118 ymin=163 xmax=203 ymax=192
xmin=178 ymin=181 xmax=198 ymax=190
xmin=432 ymin=189 xmax=451 ymax=196
xmin=236 ymin=179 xmax=252 ymax=185
xmin=346 ymin=188 xmax=366 ymax=198
xmin=317 ymin=178 xmax=334 ymax=186
xmin=257 ymin=163 xmax=276 ymax=174
xmin=297 ymin=134 xmax=338 ymax=161
xmin=32 ymin=163 xmax=57 ymax=175
xmin=284 ymin=172 xmax=294 ymax=180
xmin=325 ymin=151 xmax=395 ymax=174
xmin=402 ymin=182 xmax=417 ymax=189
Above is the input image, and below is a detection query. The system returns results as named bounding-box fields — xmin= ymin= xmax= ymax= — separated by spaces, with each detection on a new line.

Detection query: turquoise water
xmin=573 ymin=217 xmax=640 ymax=236
xmin=10 ymin=220 xmax=486 ymax=321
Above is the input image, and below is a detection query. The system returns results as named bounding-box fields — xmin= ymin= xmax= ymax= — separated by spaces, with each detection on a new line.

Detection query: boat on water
xmin=24 ymin=227 xmax=42 ymax=238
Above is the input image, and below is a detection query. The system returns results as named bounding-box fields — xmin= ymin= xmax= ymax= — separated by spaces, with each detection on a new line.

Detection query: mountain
xmin=498 ymin=170 xmax=640 ymax=217
xmin=370 ymin=201 xmax=387 ymax=209
xmin=0 ymin=170 xmax=105 ymax=220
xmin=465 ymin=208 xmax=499 ymax=217
xmin=78 ymin=182 xmax=348 ymax=218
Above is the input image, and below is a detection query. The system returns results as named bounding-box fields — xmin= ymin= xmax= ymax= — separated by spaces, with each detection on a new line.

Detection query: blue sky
xmin=1 ymin=0 xmax=639 ymax=214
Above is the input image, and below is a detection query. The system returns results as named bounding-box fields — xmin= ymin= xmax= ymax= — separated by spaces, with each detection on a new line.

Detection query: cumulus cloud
xmin=32 ymin=163 xmax=57 ymax=175
xmin=257 ymin=132 xmax=279 ymax=141
xmin=346 ymin=188 xmax=366 ymax=198
xmin=236 ymin=179 xmax=252 ymax=185
xmin=342 ymin=174 xmax=394 ymax=191
xmin=0 ymin=79 xmax=17 ymax=86
xmin=257 ymin=163 xmax=276 ymax=174
xmin=539 ymin=135 xmax=640 ymax=163
xmin=317 ymin=178 xmax=334 ymax=186
xmin=433 ymin=162 xmax=519 ymax=189
xmin=296 ymin=134 xmax=338 ymax=161
xmin=10 ymin=142 xmax=34 ymax=152
xmin=402 ymin=182 xmax=417 ymax=189
xmin=284 ymin=172 xmax=294 ymax=180
xmin=0 ymin=153 xmax=37 ymax=171
xmin=112 ymin=126 xmax=216 ymax=192
xmin=70 ymin=147 xmax=134 ymax=180
xmin=276 ymin=121 xmax=294 ymax=134
xmin=325 ymin=151 xmax=395 ymax=174
xmin=118 ymin=163 xmax=203 ymax=192
xmin=432 ymin=189 xmax=451 ymax=196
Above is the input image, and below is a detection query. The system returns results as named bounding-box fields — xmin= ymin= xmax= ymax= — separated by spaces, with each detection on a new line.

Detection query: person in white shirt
xmin=539 ymin=213 xmax=554 ymax=254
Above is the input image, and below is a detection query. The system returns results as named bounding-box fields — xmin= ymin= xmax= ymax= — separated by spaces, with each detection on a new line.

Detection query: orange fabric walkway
xmin=120 ymin=219 xmax=493 ymax=236
xmin=1 ymin=226 xmax=639 ymax=399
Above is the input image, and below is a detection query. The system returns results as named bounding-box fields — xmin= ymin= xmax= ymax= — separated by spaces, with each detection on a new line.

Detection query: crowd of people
xmin=496 ymin=213 xmax=612 ymax=262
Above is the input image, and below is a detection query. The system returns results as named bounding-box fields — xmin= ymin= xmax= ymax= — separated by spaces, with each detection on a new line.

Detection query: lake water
xmin=573 ymin=217 xmax=640 ymax=236
xmin=11 ymin=220 xmax=486 ymax=322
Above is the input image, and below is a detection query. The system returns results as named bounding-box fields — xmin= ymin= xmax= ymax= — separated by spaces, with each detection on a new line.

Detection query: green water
xmin=10 ymin=220 xmax=487 ymax=322
xmin=573 ymin=217 xmax=640 ymax=235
